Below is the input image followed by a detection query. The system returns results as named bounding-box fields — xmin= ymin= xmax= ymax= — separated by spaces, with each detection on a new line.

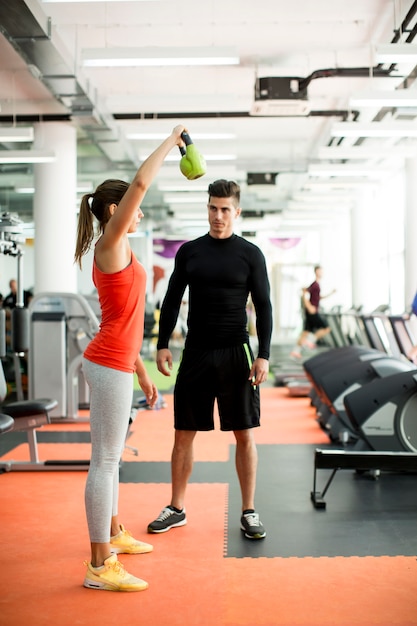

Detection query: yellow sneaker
xmin=110 ymin=524 xmax=153 ymax=554
xmin=83 ymin=554 xmax=148 ymax=592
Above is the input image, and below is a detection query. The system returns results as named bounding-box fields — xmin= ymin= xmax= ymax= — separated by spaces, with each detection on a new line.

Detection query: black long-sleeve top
xmin=157 ymin=233 xmax=273 ymax=360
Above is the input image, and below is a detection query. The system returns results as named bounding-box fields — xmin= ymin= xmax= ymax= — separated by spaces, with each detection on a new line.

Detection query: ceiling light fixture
xmin=375 ymin=43 xmax=417 ymax=64
xmin=81 ymin=47 xmax=239 ymax=68
xmin=308 ymin=164 xmax=391 ymax=178
xmin=163 ymin=194 xmax=207 ymax=204
xmin=76 ymin=183 xmax=94 ymax=193
xmin=170 ymin=214 xmax=208 ymax=221
xmin=159 ymin=184 xmax=208 ymax=192
xmin=292 ymin=192 xmax=353 ymax=203
xmin=284 ymin=208 xmax=346 ymax=219
xmin=286 ymin=202 xmax=350 ymax=212
xmin=318 ymin=145 xmax=417 ymax=159
xmin=0 ymin=127 xmax=34 ymax=142
xmin=16 ymin=183 xmax=93 ymax=194
xmin=42 ymin=0 xmax=158 ymax=3
xmin=0 ymin=151 xmax=55 ymax=164
xmin=15 ymin=187 xmax=35 ymax=194
xmin=281 ymin=219 xmax=330 ymax=226
xmin=330 ymin=121 xmax=417 ymax=138
xmin=303 ymin=180 xmax=376 ymax=190
xmin=349 ymin=90 xmax=417 ymax=108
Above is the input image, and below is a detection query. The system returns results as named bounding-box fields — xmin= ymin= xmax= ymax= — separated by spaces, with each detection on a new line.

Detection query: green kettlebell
xmin=179 ymin=132 xmax=207 ymax=180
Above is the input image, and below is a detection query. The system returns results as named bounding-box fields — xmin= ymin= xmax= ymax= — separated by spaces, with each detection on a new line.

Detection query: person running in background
xmin=74 ymin=125 xmax=186 ymax=592
xmin=147 ymin=179 xmax=273 ymax=541
xmin=291 ymin=265 xmax=335 ymax=358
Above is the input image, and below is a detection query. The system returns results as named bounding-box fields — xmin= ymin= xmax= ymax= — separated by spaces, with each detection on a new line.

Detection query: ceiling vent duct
xmin=250 ymin=77 xmax=310 ymax=117
xmin=0 ymin=0 xmax=137 ymax=165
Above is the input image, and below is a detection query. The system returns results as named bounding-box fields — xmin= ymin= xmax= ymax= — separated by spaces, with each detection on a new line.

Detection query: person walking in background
xmin=291 ymin=265 xmax=335 ymax=359
xmin=74 ymin=125 xmax=186 ymax=592
xmin=3 ymin=278 xmax=32 ymax=308
xmin=147 ymin=179 xmax=273 ymax=540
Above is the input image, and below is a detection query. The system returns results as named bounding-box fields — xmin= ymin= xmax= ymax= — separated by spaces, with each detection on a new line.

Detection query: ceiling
xmin=0 ymin=0 xmax=417 ymax=239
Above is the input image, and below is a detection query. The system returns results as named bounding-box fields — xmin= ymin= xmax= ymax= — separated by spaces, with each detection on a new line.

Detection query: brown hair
xmin=208 ymin=179 xmax=240 ymax=205
xmin=74 ymin=179 xmax=129 ymax=268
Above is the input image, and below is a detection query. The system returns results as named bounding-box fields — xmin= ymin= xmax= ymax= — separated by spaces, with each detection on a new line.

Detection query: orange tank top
xmin=84 ymin=252 xmax=146 ymax=373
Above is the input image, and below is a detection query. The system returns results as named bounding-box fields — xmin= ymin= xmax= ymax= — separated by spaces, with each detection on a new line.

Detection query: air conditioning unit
xmin=250 ymin=77 xmax=310 ymax=117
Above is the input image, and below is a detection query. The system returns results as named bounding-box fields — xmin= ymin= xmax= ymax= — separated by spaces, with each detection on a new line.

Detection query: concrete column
xmin=33 ymin=122 xmax=77 ymax=293
xmin=405 ymin=158 xmax=417 ymax=307
xmin=319 ymin=213 xmax=351 ymax=309
xmin=351 ymin=185 xmax=388 ymax=312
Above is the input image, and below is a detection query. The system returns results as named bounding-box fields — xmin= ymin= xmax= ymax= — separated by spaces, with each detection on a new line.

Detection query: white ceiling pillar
xmin=33 ymin=122 xmax=78 ymax=294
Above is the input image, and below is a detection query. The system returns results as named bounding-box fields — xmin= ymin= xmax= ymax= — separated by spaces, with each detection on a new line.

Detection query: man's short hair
xmin=208 ymin=179 xmax=240 ymax=204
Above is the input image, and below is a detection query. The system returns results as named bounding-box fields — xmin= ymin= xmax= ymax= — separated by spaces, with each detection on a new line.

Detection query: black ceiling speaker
xmin=246 ymin=172 xmax=278 ymax=185
xmin=255 ymin=77 xmax=308 ymax=101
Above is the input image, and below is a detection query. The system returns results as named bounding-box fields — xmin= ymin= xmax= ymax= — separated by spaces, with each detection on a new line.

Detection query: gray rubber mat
xmin=226 ymin=444 xmax=417 ymax=558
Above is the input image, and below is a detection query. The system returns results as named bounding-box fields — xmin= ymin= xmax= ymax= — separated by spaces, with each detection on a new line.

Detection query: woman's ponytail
xmin=74 ymin=193 xmax=95 ymax=268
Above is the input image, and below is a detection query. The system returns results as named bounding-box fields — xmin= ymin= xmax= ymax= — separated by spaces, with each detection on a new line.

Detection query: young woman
xmin=74 ymin=125 xmax=186 ymax=592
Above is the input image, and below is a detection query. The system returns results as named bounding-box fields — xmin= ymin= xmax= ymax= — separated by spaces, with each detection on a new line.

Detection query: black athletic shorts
xmin=174 ymin=343 xmax=261 ymax=431
xmin=304 ymin=312 xmax=328 ymax=333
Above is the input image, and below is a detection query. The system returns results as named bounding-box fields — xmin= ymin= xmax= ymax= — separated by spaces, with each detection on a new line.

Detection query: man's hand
xmin=157 ymin=348 xmax=173 ymax=376
xmin=248 ymin=357 xmax=269 ymax=387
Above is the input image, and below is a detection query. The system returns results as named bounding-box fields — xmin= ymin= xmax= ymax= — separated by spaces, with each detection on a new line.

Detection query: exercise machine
xmin=311 ymin=367 xmax=417 ymax=507
xmin=304 ymin=345 xmax=384 ymax=410
xmin=310 ymin=357 xmax=417 ymax=508
xmin=343 ymin=368 xmax=417 ymax=452
xmin=303 ymin=345 xmax=413 ymax=444
xmin=0 ymin=303 xmax=90 ymax=471
xmin=388 ymin=314 xmax=416 ymax=359
xmin=28 ymin=292 xmax=100 ymax=420
xmin=310 ymin=448 xmax=417 ymax=509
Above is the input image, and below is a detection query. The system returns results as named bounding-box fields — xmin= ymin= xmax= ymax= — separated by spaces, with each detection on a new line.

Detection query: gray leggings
xmin=82 ymin=357 xmax=133 ymax=543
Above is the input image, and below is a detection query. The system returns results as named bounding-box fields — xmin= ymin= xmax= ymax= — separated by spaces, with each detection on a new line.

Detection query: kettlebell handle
xmin=178 ymin=132 xmax=192 ymax=156
xmin=181 ymin=131 xmax=193 ymax=146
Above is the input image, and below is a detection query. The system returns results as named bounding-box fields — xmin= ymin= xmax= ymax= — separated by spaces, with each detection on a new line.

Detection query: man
xmin=291 ymin=265 xmax=335 ymax=358
xmin=147 ymin=179 xmax=273 ymax=540
xmin=3 ymin=279 xmax=33 ymax=308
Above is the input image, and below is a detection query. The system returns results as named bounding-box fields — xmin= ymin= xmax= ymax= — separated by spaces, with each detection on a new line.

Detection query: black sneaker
xmin=240 ymin=510 xmax=266 ymax=539
xmin=147 ymin=505 xmax=187 ymax=533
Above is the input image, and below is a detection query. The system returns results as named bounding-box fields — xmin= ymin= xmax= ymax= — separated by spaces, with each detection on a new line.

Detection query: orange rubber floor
xmin=1 ymin=388 xmax=417 ymax=626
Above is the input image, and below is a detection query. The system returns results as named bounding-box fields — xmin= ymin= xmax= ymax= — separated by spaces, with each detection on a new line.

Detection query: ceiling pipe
xmin=113 ymin=109 xmax=358 ymax=121
xmin=299 ymin=66 xmax=396 ymax=92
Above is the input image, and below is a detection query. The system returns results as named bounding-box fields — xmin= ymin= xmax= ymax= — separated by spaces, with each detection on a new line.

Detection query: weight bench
xmin=0 ymin=413 xmax=14 ymax=434
xmin=0 ymin=397 xmax=92 ymax=471
xmin=311 ymin=448 xmax=417 ymax=509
